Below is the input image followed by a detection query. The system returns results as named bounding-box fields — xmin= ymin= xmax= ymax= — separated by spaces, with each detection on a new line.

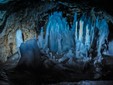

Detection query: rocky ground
xmin=0 ymin=39 xmax=113 ymax=85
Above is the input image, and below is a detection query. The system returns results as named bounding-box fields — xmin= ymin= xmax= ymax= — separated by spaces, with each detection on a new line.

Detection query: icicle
xmin=79 ymin=20 xmax=84 ymax=42
xmin=16 ymin=29 xmax=23 ymax=48
xmin=37 ymin=27 xmax=44 ymax=49
xmin=97 ymin=19 xmax=109 ymax=58
xmin=37 ymin=11 xmax=110 ymax=59
xmin=90 ymin=25 xmax=94 ymax=45
xmin=44 ymin=16 xmax=51 ymax=49
xmin=85 ymin=24 xmax=90 ymax=49
xmin=72 ymin=12 xmax=77 ymax=33
xmin=75 ymin=21 xmax=78 ymax=40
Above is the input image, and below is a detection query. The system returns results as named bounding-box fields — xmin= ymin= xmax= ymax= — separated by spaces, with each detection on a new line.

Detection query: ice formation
xmin=16 ymin=29 xmax=23 ymax=48
xmin=37 ymin=12 xmax=109 ymax=60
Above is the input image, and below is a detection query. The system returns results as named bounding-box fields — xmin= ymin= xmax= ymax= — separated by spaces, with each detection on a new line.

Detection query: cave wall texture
xmin=0 ymin=1 xmax=55 ymax=63
xmin=0 ymin=0 xmax=113 ymax=63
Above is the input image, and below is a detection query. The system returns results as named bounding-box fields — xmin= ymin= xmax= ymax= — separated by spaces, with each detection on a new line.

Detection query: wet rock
xmin=0 ymin=70 xmax=9 ymax=85
xmin=0 ymin=9 xmax=37 ymax=63
xmin=0 ymin=1 xmax=58 ymax=63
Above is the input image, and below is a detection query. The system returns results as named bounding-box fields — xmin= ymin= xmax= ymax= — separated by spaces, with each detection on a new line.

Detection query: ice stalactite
xmin=37 ymin=27 xmax=44 ymax=49
xmin=16 ymin=29 xmax=23 ymax=48
xmin=95 ymin=18 xmax=109 ymax=59
xmin=76 ymin=16 xmax=86 ymax=58
xmin=42 ymin=12 xmax=74 ymax=54
xmin=37 ymin=11 xmax=109 ymax=60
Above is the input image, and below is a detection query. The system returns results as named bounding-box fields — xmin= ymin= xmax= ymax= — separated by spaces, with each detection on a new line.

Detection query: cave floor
xmin=1 ymin=53 xmax=113 ymax=85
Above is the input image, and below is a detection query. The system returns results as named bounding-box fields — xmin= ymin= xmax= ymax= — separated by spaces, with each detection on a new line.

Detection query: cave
xmin=0 ymin=0 xmax=113 ymax=85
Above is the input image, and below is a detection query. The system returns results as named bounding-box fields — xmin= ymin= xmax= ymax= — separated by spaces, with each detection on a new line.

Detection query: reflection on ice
xmin=37 ymin=12 xmax=109 ymax=61
xmin=16 ymin=29 xmax=23 ymax=48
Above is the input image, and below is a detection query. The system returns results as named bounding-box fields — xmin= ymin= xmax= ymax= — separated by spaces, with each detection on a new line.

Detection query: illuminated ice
xmin=37 ymin=27 xmax=44 ymax=49
xmin=37 ymin=11 xmax=109 ymax=60
xmin=96 ymin=18 xmax=109 ymax=58
xmin=42 ymin=12 xmax=74 ymax=53
xmin=16 ymin=29 xmax=23 ymax=48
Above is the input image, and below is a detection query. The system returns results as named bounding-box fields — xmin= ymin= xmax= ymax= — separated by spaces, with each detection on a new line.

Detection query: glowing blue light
xmin=37 ymin=11 xmax=109 ymax=59
xmin=0 ymin=0 xmax=10 ymax=4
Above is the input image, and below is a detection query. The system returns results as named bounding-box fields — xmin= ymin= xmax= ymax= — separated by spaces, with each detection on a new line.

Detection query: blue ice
xmin=37 ymin=11 xmax=109 ymax=59
xmin=16 ymin=29 xmax=23 ymax=48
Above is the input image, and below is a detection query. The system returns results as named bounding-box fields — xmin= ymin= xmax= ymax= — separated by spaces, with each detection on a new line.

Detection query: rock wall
xmin=0 ymin=2 xmax=57 ymax=63
xmin=0 ymin=9 xmax=37 ymax=63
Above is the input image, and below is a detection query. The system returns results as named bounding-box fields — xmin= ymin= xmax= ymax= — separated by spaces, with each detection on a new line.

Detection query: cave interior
xmin=0 ymin=0 xmax=113 ymax=85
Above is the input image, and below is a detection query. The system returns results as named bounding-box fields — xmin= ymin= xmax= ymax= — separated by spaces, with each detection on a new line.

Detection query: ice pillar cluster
xmin=37 ymin=12 xmax=109 ymax=59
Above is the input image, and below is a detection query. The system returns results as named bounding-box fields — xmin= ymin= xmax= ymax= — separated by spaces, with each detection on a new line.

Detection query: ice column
xmin=37 ymin=27 xmax=44 ymax=49
xmin=97 ymin=18 xmax=109 ymax=58
xmin=16 ymin=29 xmax=23 ymax=48
xmin=37 ymin=11 xmax=109 ymax=59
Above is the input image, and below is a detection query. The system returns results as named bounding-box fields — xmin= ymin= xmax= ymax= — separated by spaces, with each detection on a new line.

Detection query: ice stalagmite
xmin=37 ymin=11 xmax=109 ymax=59
xmin=85 ymin=19 xmax=91 ymax=50
xmin=37 ymin=27 xmax=44 ymax=49
xmin=16 ymin=29 xmax=23 ymax=48
xmin=41 ymin=12 xmax=74 ymax=53
xmin=97 ymin=18 xmax=109 ymax=58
